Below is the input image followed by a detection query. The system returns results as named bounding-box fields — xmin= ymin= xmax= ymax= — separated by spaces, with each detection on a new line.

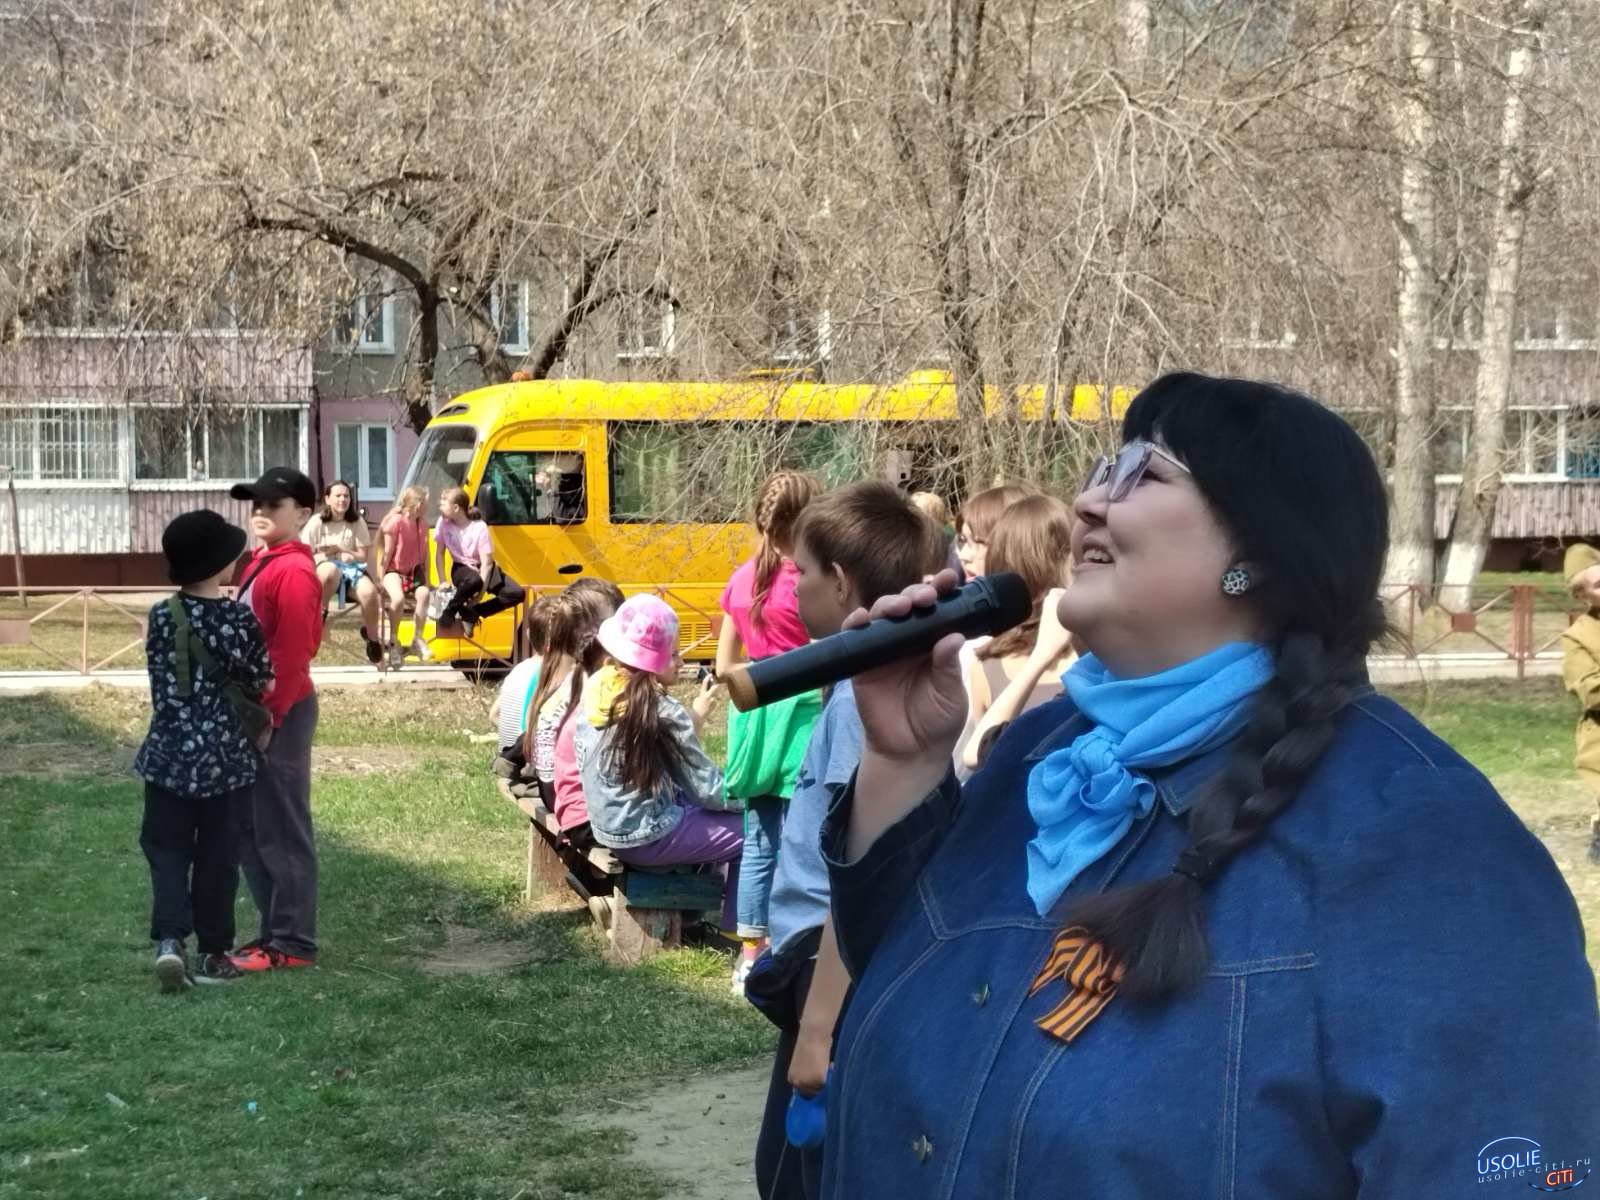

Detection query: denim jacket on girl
xmin=573 ymin=669 xmax=733 ymax=849
xmin=819 ymin=690 xmax=1599 ymax=1199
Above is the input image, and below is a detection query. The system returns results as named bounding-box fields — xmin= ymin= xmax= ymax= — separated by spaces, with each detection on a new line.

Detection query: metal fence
xmin=0 ymin=581 xmax=726 ymax=678
xmin=0 ymin=580 xmax=1583 ymax=680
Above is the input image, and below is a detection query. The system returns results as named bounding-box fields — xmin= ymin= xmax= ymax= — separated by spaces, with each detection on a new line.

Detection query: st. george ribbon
xmin=722 ymin=572 xmax=1033 ymax=712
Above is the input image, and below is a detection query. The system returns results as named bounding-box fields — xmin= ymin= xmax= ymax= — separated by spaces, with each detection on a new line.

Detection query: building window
xmin=490 ymin=280 xmax=530 ymax=354
xmin=770 ymin=299 xmax=832 ymax=366
xmin=0 ymin=405 xmax=122 ymax=481
xmin=332 ymin=288 xmax=395 ymax=354
xmin=1152 ymin=0 xmax=1295 ymax=67
xmin=333 ymin=422 xmax=396 ymax=502
xmin=133 ymin=405 xmax=305 ymax=483
xmin=1221 ymin=311 xmax=1298 ymax=351
xmin=617 ymin=295 xmax=676 ymax=361
xmin=1431 ymin=405 xmax=1568 ymax=481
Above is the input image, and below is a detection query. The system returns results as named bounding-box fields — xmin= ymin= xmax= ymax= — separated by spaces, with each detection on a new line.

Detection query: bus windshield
xmin=399 ymin=425 xmax=477 ymax=501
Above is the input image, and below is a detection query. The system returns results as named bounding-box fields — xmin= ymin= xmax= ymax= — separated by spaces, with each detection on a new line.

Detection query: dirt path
xmin=578 ymin=1062 xmax=770 ymax=1200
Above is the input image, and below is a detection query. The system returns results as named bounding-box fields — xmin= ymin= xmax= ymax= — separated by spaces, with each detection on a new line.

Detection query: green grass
xmin=0 ymin=687 xmax=769 ymax=1199
xmin=2 ymin=677 xmax=1595 ymax=1197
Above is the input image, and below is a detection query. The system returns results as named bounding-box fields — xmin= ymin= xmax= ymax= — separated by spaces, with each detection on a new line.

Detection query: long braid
xmin=750 ymin=471 xmax=820 ymax=625
xmin=1064 ymin=630 xmax=1364 ymax=1003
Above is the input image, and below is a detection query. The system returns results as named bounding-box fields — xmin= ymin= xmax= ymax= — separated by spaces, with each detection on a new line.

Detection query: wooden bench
xmin=497 ymin=777 xmax=726 ymax=965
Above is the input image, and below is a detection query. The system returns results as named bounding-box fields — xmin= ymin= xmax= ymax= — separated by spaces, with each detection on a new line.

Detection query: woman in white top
xmin=301 ymin=479 xmax=384 ymax=666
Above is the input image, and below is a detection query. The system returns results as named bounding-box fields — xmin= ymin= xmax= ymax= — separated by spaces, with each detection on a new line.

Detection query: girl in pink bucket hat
xmin=576 ymin=595 xmax=744 ymax=928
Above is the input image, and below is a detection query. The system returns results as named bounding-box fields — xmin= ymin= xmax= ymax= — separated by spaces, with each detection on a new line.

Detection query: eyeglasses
xmin=1080 ymin=440 xmax=1191 ymax=501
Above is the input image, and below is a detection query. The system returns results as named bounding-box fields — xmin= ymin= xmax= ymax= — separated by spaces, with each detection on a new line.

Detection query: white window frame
xmin=330 ymin=290 xmax=396 ymax=355
xmin=616 ymin=296 xmax=677 ymax=361
xmin=489 ymin=280 xmax=531 ymax=354
xmin=0 ymin=401 xmax=127 ymax=488
xmin=1435 ymin=305 xmax=1599 ymax=352
xmin=128 ymin=404 xmax=309 ymax=489
xmin=1220 ymin=315 xmax=1298 ymax=351
xmin=771 ymin=303 xmax=833 ymax=366
xmin=333 ymin=421 xmax=398 ymax=502
xmin=1431 ymin=404 xmax=1569 ymax=484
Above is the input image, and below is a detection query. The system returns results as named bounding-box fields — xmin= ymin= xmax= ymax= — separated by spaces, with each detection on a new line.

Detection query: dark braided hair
xmin=1063 ymin=373 xmax=1390 ymax=1004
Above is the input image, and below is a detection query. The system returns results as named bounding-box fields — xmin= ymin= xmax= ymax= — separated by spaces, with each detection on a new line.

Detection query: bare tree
xmin=1387 ymin=0 xmax=1442 ymax=602
xmin=1439 ymin=0 xmax=1546 ymax=608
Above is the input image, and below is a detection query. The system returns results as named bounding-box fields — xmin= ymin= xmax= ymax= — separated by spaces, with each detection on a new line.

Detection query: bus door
xmin=474 ymin=424 xmax=604 ymax=588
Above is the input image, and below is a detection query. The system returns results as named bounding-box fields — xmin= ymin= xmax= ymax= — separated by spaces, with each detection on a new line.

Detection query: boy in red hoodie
xmin=228 ymin=467 xmax=325 ymax=970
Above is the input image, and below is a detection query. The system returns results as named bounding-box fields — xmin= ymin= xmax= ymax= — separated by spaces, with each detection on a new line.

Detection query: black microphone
xmin=722 ymin=572 xmax=1033 ymax=712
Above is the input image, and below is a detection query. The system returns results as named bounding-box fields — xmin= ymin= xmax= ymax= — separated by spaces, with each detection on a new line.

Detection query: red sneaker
xmin=230 ymin=946 xmax=315 ymax=972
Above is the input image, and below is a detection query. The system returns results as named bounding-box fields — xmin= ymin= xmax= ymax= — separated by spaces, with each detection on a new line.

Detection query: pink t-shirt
xmin=381 ymin=512 xmax=426 ymax=576
xmin=551 ymin=708 xmax=588 ymax=831
xmin=720 ymin=557 xmax=810 ymax=660
xmin=434 ymin=517 xmax=492 ymax=570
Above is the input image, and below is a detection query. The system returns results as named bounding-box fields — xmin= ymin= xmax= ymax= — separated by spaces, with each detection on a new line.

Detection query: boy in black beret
xmin=134 ymin=510 xmax=273 ymax=990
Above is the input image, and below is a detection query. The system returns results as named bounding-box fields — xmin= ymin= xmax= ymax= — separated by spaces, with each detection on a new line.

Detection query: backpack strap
xmin=166 ymin=594 xmax=195 ymax=698
xmin=166 ymin=594 xmax=273 ymax=740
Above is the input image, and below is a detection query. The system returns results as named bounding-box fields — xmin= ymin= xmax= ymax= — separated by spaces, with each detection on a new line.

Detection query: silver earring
xmin=1220 ymin=566 xmax=1252 ymax=596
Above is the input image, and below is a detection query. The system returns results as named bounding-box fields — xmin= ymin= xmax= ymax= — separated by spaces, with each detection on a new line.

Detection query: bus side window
xmin=481 ymin=450 xmax=586 ymax=525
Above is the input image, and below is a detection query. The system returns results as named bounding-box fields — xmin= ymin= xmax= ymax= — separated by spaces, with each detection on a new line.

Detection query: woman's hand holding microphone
xmin=843 ymin=569 xmax=970 ymax=861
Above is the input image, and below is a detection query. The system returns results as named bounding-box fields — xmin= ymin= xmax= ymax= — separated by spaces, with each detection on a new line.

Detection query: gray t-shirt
xmin=767 ymin=681 xmax=865 ymax=956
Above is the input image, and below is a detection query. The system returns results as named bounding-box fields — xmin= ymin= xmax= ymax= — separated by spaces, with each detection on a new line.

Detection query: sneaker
xmin=411 ymin=636 xmax=434 ymax=663
xmin=155 ymin=939 xmax=192 ymax=993
xmin=361 ymin=627 xmax=383 ymax=664
xmin=195 ymin=952 xmax=245 ymax=984
xmin=387 ymin=642 xmax=406 ymax=670
xmin=230 ymin=945 xmax=315 ymax=972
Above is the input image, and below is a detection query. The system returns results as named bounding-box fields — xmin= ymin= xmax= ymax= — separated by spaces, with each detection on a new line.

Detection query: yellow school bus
xmin=395 ymin=371 xmax=1131 ymax=664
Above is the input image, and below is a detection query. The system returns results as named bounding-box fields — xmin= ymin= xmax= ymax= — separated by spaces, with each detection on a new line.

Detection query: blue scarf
xmin=1025 ymin=642 xmax=1274 ymax=916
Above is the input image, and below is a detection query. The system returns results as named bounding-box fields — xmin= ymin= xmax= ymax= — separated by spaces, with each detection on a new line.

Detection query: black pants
xmin=140 ymin=782 xmax=248 ymax=955
xmin=441 ymin=562 xmax=525 ymax=624
xmin=755 ymin=956 xmax=824 ymax=1200
xmin=240 ymin=693 xmax=319 ymax=958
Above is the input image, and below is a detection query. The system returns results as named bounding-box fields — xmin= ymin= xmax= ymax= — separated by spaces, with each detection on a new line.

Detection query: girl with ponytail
xmin=812 ymin=373 xmax=1598 ymax=1199
xmin=715 ymin=470 xmax=824 ymax=992
xmin=547 ymin=578 xmax=624 ymax=847
xmin=522 ymin=579 xmax=622 ymax=807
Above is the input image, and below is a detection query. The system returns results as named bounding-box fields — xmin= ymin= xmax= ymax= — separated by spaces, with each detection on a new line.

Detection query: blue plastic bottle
xmin=785 ymin=1072 xmax=829 ymax=1149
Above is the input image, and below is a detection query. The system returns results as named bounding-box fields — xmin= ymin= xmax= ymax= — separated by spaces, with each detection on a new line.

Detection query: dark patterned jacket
xmin=133 ymin=594 xmax=274 ymax=797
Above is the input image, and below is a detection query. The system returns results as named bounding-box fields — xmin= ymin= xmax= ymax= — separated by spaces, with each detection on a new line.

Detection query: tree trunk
xmin=1384 ymin=0 xmax=1440 ymax=609
xmin=405 ymin=284 xmax=443 ymax=435
xmin=1438 ymin=0 xmax=1542 ymax=609
xmin=1120 ymin=0 xmax=1150 ymax=60
xmin=941 ymin=0 xmax=988 ymax=448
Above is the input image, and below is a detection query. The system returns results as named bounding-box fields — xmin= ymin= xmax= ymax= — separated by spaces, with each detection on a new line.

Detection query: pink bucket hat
xmin=597 ymin=594 xmax=679 ymax=676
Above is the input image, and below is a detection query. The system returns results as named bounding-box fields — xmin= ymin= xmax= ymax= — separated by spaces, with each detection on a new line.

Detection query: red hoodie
xmin=237 ymin=539 xmax=323 ymax=725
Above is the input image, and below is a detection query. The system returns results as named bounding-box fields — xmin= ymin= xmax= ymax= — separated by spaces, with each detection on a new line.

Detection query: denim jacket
xmin=573 ymin=690 xmax=733 ymax=849
xmin=820 ymin=691 xmax=1599 ymax=1199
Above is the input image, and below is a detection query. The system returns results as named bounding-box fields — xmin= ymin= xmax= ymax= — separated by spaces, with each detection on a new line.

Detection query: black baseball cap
xmin=230 ymin=466 xmax=317 ymax=509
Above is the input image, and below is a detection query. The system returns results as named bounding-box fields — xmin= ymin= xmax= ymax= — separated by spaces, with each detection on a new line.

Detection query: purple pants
xmin=617 ymin=805 xmax=744 ymax=931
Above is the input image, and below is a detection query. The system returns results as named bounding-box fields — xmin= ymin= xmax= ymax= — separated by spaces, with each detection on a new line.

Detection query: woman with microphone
xmin=813 ymin=374 xmax=1598 ymax=1197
